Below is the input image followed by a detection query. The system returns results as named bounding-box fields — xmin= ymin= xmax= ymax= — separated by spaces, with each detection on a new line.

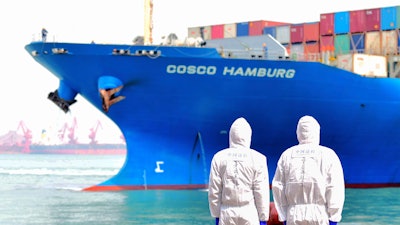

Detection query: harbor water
xmin=0 ymin=154 xmax=398 ymax=225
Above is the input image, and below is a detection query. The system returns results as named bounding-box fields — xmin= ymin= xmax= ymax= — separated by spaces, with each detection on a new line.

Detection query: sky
xmin=0 ymin=0 xmax=399 ymax=144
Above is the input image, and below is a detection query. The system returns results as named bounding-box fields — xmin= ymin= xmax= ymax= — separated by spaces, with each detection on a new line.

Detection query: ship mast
xmin=144 ymin=0 xmax=153 ymax=45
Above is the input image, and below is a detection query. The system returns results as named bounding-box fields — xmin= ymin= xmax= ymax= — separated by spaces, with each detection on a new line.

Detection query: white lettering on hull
xmin=155 ymin=161 xmax=164 ymax=173
xmin=166 ymin=65 xmax=217 ymax=75
xmin=166 ymin=65 xmax=295 ymax=78
xmin=222 ymin=67 xmax=295 ymax=78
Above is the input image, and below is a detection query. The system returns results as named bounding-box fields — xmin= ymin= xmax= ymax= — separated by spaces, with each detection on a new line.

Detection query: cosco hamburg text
xmin=166 ymin=65 xmax=296 ymax=78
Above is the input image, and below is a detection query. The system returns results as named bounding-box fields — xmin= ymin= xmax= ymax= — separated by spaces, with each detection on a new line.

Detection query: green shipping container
xmin=334 ymin=34 xmax=350 ymax=56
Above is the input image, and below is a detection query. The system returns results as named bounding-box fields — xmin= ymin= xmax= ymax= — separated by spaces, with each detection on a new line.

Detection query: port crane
xmin=88 ymin=120 xmax=102 ymax=145
xmin=16 ymin=120 xmax=32 ymax=153
xmin=67 ymin=117 xmax=78 ymax=144
xmin=58 ymin=122 xmax=69 ymax=143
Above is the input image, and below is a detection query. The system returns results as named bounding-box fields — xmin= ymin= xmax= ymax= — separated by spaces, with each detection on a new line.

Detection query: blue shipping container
xmin=263 ymin=26 xmax=277 ymax=38
xmin=350 ymin=33 xmax=364 ymax=52
xmin=381 ymin=6 xmax=398 ymax=30
xmin=334 ymin=11 xmax=350 ymax=34
xmin=236 ymin=22 xmax=249 ymax=36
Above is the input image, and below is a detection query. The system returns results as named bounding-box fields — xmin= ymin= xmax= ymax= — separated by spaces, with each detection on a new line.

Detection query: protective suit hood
xmin=296 ymin=115 xmax=320 ymax=145
xmin=229 ymin=117 xmax=252 ymax=149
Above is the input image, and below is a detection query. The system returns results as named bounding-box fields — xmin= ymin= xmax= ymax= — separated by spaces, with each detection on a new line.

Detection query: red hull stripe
xmin=345 ymin=183 xmax=400 ymax=188
xmin=83 ymin=183 xmax=400 ymax=191
xmin=83 ymin=184 xmax=208 ymax=191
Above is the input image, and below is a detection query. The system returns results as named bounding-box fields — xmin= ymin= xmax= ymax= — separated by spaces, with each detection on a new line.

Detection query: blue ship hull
xmin=25 ymin=42 xmax=400 ymax=190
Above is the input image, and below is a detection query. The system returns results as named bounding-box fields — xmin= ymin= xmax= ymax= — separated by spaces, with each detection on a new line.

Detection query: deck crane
xmin=89 ymin=120 xmax=102 ymax=145
xmin=144 ymin=0 xmax=153 ymax=45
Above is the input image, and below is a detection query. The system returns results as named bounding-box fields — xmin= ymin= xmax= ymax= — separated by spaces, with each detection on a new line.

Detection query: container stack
xmin=188 ymin=5 xmax=400 ymax=66
xmin=188 ymin=20 xmax=289 ymax=40
xmin=319 ymin=12 xmax=335 ymax=64
xmin=288 ymin=22 xmax=321 ymax=61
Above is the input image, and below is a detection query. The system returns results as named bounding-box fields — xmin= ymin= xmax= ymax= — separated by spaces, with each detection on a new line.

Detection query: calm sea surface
xmin=0 ymin=154 xmax=398 ymax=225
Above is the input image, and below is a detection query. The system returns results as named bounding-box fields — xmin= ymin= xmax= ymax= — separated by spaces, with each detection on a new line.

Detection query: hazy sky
xmin=0 ymin=0 xmax=398 ymax=144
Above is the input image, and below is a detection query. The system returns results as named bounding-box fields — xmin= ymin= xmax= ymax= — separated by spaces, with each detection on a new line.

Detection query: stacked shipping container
xmin=288 ymin=22 xmax=321 ymax=61
xmin=188 ymin=20 xmax=288 ymax=39
xmin=188 ymin=5 xmax=400 ymax=60
xmin=319 ymin=6 xmax=400 ymax=57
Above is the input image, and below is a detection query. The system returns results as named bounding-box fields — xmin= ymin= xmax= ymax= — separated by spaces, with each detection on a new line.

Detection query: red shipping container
xmin=249 ymin=21 xmax=265 ymax=36
xmin=290 ymin=24 xmax=304 ymax=43
xmin=211 ymin=24 xmax=224 ymax=39
xmin=304 ymin=22 xmax=320 ymax=42
xmin=320 ymin=13 xmax=334 ymax=36
xmin=320 ymin=35 xmax=334 ymax=52
xmin=350 ymin=9 xmax=366 ymax=33
xmin=365 ymin=8 xmax=380 ymax=31
xmin=249 ymin=20 xmax=289 ymax=36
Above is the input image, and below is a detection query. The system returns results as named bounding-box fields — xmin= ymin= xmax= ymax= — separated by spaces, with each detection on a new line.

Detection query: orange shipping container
xmin=304 ymin=22 xmax=320 ymax=42
xmin=320 ymin=35 xmax=334 ymax=52
xmin=305 ymin=42 xmax=320 ymax=53
xmin=249 ymin=20 xmax=265 ymax=36
xmin=304 ymin=42 xmax=321 ymax=61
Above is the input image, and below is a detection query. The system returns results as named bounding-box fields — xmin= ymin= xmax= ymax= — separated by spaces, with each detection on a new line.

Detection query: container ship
xmin=0 ymin=120 xmax=126 ymax=155
xmin=25 ymin=2 xmax=400 ymax=191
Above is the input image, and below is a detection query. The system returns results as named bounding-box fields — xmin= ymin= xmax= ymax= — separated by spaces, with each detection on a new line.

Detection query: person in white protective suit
xmin=272 ymin=115 xmax=345 ymax=225
xmin=208 ymin=117 xmax=270 ymax=225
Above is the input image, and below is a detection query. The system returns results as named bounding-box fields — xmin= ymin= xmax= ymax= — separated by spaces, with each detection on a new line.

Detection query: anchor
xmin=98 ymin=76 xmax=125 ymax=113
xmin=99 ymin=86 xmax=125 ymax=113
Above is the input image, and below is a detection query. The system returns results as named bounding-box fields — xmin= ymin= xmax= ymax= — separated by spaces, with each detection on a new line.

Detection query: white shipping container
xmin=337 ymin=53 xmax=387 ymax=77
xmin=276 ymin=25 xmax=290 ymax=44
xmin=290 ymin=43 xmax=305 ymax=60
xmin=188 ymin=26 xmax=212 ymax=40
xmin=224 ymin=23 xmax=237 ymax=38
xmin=365 ymin=31 xmax=381 ymax=55
xmin=381 ymin=30 xmax=399 ymax=55
xmin=188 ymin=27 xmax=200 ymax=38
xmin=201 ymin=26 xmax=212 ymax=40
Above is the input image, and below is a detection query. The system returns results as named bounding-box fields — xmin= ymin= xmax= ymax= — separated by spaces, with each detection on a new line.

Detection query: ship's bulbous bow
xmin=48 ymin=80 xmax=77 ymax=113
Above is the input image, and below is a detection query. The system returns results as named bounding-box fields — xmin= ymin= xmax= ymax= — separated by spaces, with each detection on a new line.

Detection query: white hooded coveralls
xmin=272 ymin=116 xmax=345 ymax=225
xmin=208 ymin=117 xmax=270 ymax=225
